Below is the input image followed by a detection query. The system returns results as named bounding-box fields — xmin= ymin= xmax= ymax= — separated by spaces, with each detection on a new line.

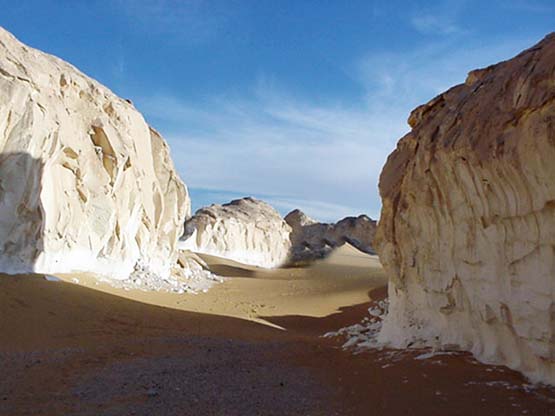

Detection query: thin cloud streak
xmin=408 ymin=0 xmax=467 ymax=36
xmin=116 ymin=0 xmax=232 ymax=44
xmin=411 ymin=15 xmax=461 ymax=35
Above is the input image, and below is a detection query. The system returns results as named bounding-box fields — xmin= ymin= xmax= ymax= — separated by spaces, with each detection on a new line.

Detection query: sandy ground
xmin=2 ymin=245 xmax=555 ymax=415
xmin=60 ymin=244 xmax=386 ymax=328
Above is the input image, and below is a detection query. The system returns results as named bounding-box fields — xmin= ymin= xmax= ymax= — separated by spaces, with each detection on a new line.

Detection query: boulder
xmin=285 ymin=209 xmax=376 ymax=264
xmin=180 ymin=197 xmax=292 ymax=268
xmin=0 ymin=27 xmax=190 ymax=282
xmin=375 ymin=33 xmax=555 ymax=384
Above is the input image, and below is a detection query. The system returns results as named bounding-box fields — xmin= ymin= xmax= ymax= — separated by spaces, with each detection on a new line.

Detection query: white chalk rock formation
xmin=375 ymin=33 xmax=555 ymax=384
xmin=0 ymin=27 xmax=190 ymax=281
xmin=180 ymin=197 xmax=292 ymax=268
xmin=285 ymin=209 xmax=376 ymax=264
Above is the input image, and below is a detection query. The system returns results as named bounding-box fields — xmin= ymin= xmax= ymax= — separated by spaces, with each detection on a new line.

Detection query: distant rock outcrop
xmin=180 ymin=198 xmax=292 ymax=268
xmin=375 ymin=34 xmax=555 ymax=384
xmin=285 ymin=209 xmax=376 ymax=264
xmin=0 ymin=27 xmax=192 ymax=286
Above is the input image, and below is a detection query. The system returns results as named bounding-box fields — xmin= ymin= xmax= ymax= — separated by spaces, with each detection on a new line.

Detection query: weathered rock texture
xmin=180 ymin=198 xmax=292 ymax=268
xmin=285 ymin=209 xmax=376 ymax=264
xmin=0 ymin=27 xmax=189 ymax=280
xmin=375 ymin=34 xmax=555 ymax=384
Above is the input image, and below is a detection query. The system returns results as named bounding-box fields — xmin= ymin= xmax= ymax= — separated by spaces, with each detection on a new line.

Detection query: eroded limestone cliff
xmin=0 ymin=27 xmax=189 ymax=282
xmin=180 ymin=198 xmax=292 ymax=268
xmin=375 ymin=34 xmax=555 ymax=384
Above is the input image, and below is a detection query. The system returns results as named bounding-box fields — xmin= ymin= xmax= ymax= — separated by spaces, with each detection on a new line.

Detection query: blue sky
xmin=1 ymin=1 xmax=553 ymax=221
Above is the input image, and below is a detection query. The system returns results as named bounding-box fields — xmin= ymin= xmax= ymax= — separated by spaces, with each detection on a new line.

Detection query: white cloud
xmin=408 ymin=0 xmax=467 ymax=36
xmin=137 ymin=85 xmax=398 ymax=221
xmin=135 ymin=33 xmax=543 ymax=222
xmin=411 ymin=14 xmax=461 ymax=35
xmin=356 ymin=35 xmax=539 ymax=107
xmin=116 ymin=0 xmax=231 ymax=44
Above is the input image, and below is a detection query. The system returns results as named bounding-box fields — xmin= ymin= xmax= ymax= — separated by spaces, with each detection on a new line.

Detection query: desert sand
xmin=2 ymin=245 xmax=554 ymax=415
xmin=57 ymin=244 xmax=384 ymax=328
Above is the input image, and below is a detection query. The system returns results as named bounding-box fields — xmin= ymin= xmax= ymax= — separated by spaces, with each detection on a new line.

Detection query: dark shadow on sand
xmin=260 ymin=286 xmax=387 ymax=336
xmin=0 ymin=274 xmax=336 ymax=416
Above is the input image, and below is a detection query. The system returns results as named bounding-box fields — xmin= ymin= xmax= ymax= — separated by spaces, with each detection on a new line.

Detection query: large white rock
xmin=375 ymin=34 xmax=555 ymax=384
xmin=285 ymin=209 xmax=376 ymax=264
xmin=180 ymin=197 xmax=292 ymax=268
xmin=0 ymin=27 xmax=189 ymax=281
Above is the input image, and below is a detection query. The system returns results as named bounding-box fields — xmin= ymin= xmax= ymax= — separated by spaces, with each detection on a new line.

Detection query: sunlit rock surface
xmin=375 ymin=33 xmax=555 ymax=384
xmin=0 ymin=27 xmax=190 ymax=281
xmin=180 ymin=198 xmax=292 ymax=268
xmin=285 ymin=209 xmax=376 ymax=264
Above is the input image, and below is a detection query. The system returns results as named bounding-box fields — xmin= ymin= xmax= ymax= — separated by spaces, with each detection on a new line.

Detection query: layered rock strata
xmin=285 ymin=209 xmax=376 ymax=264
xmin=375 ymin=34 xmax=555 ymax=384
xmin=0 ymin=27 xmax=190 ymax=282
xmin=180 ymin=198 xmax=292 ymax=268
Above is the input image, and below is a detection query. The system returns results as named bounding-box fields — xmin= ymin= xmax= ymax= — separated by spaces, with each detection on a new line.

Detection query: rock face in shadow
xmin=285 ymin=209 xmax=376 ymax=264
xmin=180 ymin=198 xmax=292 ymax=268
xmin=0 ymin=153 xmax=45 ymax=271
xmin=375 ymin=33 xmax=555 ymax=384
xmin=0 ymin=27 xmax=189 ymax=280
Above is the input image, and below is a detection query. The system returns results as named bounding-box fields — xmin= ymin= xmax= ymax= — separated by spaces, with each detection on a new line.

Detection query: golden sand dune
xmin=2 ymin=247 xmax=554 ymax=415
